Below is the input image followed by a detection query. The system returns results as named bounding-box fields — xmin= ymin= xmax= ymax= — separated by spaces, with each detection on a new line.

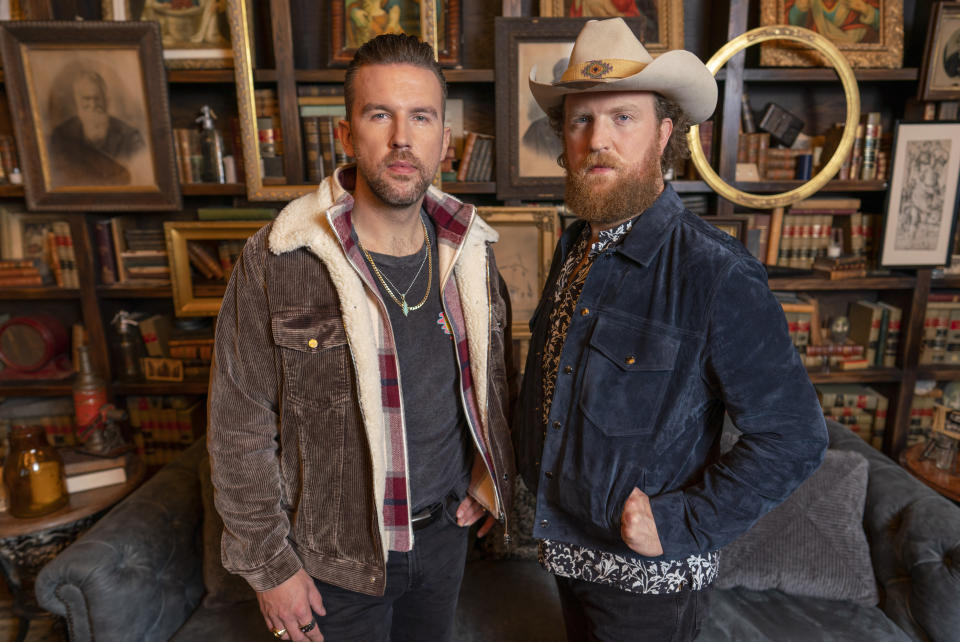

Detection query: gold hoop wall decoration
xmin=687 ymin=25 xmax=861 ymax=210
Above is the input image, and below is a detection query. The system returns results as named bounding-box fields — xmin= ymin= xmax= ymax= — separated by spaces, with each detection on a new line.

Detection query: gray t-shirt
xmin=363 ymin=213 xmax=472 ymax=513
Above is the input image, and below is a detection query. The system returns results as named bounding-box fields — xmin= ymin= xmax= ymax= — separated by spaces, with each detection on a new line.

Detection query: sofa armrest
xmin=828 ymin=421 xmax=960 ymax=642
xmin=36 ymin=442 xmax=206 ymax=642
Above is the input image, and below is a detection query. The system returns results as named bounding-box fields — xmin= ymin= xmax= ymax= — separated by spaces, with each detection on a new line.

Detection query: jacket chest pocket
xmin=578 ymin=315 xmax=679 ymax=437
xmin=272 ymin=310 xmax=351 ymax=410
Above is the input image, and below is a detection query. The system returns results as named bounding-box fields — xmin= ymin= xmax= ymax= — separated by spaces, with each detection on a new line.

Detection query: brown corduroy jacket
xmin=207 ymin=168 xmax=515 ymax=596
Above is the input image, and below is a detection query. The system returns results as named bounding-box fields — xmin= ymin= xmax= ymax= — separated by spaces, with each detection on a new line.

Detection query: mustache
xmin=576 ymin=152 xmax=621 ymax=173
xmin=383 ymin=150 xmax=424 ymax=171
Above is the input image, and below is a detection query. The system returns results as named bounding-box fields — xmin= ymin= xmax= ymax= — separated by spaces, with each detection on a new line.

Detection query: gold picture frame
xmin=759 ymin=0 xmax=904 ymax=68
xmin=477 ymin=206 xmax=558 ymax=338
xmin=538 ymin=0 xmax=683 ymax=56
xmin=164 ymin=220 xmax=265 ymax=316
xmin=102 ymin=0 xmax=233 ymax=69
xmin=226 ymin=0 xmax=443 ymax=201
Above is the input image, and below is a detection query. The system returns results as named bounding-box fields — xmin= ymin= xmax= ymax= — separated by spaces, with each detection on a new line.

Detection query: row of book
xmin=819 ymin=112 xmax=888 ymax=182
xmin=907 ymin=395 xmax=937 ymax=447
xmin=920 ymin=297 xmax=960 ymax=365
xmin=0 ymin=210 xmax=79 ymax=287
xmin=448 ymin=131 xmax=495 ymax=183
xmin=772 ymin=198 xmax=880 ymax=270
xmin=125 ymin=395 xmax=205 ymax=466
xmin=816 ymin=384 xmax=888 ymax=450
xmin=776 ymin=293 xmax=902 ymax=370
xmin=172 ymin=126 xmax=238 ymax=185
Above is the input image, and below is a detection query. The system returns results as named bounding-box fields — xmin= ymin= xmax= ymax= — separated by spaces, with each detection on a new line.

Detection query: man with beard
xmin=513 ymin=19 xmax=827 ymax=641
xmin=48 ymin=71 xmax=145 ymax=186
xmin=207 ymin=34 xmax=515 ymax=642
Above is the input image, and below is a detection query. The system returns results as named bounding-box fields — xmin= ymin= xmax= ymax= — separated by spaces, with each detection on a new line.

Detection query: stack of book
xmin=816 ymin=384 xmax=888 ymax=449
xmin=60 ymin=449 xmax=132 ymax=494
xmin=125 ymin=395 xmax=205 ymax=466
xmin=919 ymin=296 xmax=960 ymax=364
xmin=0 ymin=258 xmax=43 ymax=287
xmin=95 ymin=217 xmax=170 ymax=285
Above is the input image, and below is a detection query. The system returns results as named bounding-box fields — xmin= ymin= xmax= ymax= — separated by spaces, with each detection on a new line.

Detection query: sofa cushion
xmin=199 ymin=452 xmax=257 ymax=607
xmin=715 ymin=449 xmax=878 ymax=606
xmin=697 ymin=586 xmax=910 ymax=641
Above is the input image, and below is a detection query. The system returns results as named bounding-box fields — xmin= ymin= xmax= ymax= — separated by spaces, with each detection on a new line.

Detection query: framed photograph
xmin=708 ymin=216 xmax=747 ymax=243
xmin=164 ymin=220 xmax=265 ymax=316
xmin=918 ymin=2 xmax=960 ymax=101
xmin=759 ymin=0 xmax=904 ymax=68
xmin=330 ymin=0 xmax=460 ymax=66
xmin=477 ymin=206 xmax=558 ymax=337
xmin=879 ymin=122 xmax=960 ymax=268
xmin=538 ymin=0 xmax=683 ymax=56
xmin=0 ymin=21 xmax=181 ymax=211
xmin=495 ymin=17 xmax=647 ymax=201
xmin=102 ymin=0 xmax=233 ymax=69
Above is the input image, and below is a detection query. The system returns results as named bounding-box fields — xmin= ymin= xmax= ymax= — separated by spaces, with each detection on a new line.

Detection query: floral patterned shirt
xmin=537 ymin=218 xmax=720 ymax=594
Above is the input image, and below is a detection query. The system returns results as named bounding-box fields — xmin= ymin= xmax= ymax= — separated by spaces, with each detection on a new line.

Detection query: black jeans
xmin=312 ymin=499 xmax=468 ymax=642
xmin=555 ymin=575 xmax=711 ymax=642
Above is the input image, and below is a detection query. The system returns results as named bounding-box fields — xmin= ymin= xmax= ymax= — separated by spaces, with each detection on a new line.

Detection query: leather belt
xmin=411 ymin=502 xmax=443 ymax=531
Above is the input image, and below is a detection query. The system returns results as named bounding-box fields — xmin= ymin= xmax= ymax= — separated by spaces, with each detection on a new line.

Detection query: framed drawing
xmin=102 ymin=0 xmax=233 ymax=69
xmin=879 ymin=122 xmax=960 ymax=268
xmin=330 ymin=0 xmax=460 ymax=66
xmin=496 ymin=18 xmax=648 ymax=201
xmin=477 ymin=206 xmax=558 ymax=337
xmin=759 ymin=0 xmax=903 ymax=68
xmin=164 ymin=220 xmax=265 ymax=316
xmin=538 ymin=0 xmax=683 ymax=56
xmin=918 ymin=2 xmax=960 ymax=101
xmin=0 ymin=21 xmax=181 ymax=211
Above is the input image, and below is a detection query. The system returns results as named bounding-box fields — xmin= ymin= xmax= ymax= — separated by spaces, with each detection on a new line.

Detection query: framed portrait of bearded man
xmin=759 ymin=0 xmax=904 ymax=68
xmin=0 ymin=21 xmax=180 ymax=211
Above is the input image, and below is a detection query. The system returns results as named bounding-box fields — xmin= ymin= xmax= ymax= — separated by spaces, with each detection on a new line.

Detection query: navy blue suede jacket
xmin=514 ymin=185 xmax=828 ymax=561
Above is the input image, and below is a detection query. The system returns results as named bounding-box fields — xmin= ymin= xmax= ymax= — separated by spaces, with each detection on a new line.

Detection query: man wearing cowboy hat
xmin=513 ymin=18 xmax=828 ymax=641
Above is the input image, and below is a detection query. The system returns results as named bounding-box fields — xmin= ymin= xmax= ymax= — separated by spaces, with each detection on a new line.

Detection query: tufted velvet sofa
xmin=35 ymin=420 xmax=960 ymax=641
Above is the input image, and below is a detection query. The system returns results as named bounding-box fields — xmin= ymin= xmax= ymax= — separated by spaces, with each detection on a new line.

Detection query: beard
xmin=564 ymin=150 xmax=664 ymax=226
xmin=78 ymin=107 xmax=109 ymax=147
xmin=356 ymin=149 xmax=434 ymax=208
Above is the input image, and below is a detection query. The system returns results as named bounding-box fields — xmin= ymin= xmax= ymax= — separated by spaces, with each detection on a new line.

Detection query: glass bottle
xmin=73 ymin=344 xmax=107 ymax=439
xmin=196 ymin=105 xmax=226 ymax=184
xmin=3 ymin=425 xmax=67 ymax=517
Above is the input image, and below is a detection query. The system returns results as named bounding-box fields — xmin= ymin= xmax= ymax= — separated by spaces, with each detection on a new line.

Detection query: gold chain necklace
xmin=360 ymin=220 xmax=433 ymax=317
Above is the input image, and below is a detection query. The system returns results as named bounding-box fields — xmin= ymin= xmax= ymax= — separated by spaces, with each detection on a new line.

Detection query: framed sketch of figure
xmin=880 ymin=122 xmax=960 ymax=267
xmin=0 ymin=21 xmax=180 ymax=211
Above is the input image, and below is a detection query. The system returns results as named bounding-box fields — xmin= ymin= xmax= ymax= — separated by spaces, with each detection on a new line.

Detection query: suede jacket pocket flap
xmin=271 ymin=310 xmax=347 ymax=353
xmin=588 ymin=316 xmax=679 ymax=372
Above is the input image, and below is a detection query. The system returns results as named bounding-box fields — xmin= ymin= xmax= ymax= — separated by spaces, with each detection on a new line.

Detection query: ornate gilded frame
xmin=102 ymin=0 xmax=233 ymax=69
xmin=538 ymin=0 xmax=683 ymax=57
xmin=164 ymin=220 xmax=265 ymax=316
xmin=759 ymin=0 xmax=903 ymax=68
xmin=918 ymin=1 xmax=960 ymax=101
xmin=477 ymin=206 xmax=558 ymax=338
xmin=227 ymin=0 xmax=441 ymax=201
xmin=330 ymin=0 xmax=458 ymax=66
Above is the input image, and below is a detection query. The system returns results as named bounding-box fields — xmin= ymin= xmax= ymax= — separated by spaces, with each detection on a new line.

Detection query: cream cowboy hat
xmin=529 ymin=18 xmax=718 ymax=124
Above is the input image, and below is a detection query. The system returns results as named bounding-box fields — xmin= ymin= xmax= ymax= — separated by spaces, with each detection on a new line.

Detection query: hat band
xmin=560 ymin=58 xmax=650 ymax=83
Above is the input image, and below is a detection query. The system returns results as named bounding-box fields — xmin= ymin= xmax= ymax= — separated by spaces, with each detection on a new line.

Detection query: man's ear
xmin=658 ymin=117 xmax=673 ymax=156
xmin=337 ymin=118 xmax=354 ymax=157
xmin=440 ymin=126 xmax=452 ymax=164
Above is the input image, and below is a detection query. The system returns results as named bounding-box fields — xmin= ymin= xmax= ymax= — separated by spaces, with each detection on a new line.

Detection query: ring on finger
xmin=299 ymin=620 xmax=317 ymax=633
xmin=272 ymin=628 xmax=287 ymax=639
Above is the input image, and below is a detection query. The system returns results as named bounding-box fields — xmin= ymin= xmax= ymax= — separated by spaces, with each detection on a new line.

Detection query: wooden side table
xmin=0 ymin=458 xmax=144 ymax=642
xmin=899 ymin=443 xmax=960 ymax=503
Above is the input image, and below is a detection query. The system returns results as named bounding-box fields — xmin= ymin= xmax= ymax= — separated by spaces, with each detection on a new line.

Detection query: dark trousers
xmin=312 ymin=501 xmax=468 ymax=642
xmin=555 ymin=575 xmax=711 ymax=642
